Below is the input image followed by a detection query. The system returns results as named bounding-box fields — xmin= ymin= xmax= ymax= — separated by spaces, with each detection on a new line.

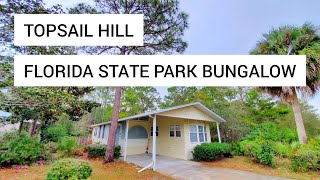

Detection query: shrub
xmin=43 ymin=126 xmax=68 ymax=143
xmin=87 ymin=144 xmax=121 ymax=159
xmin=230 ymin=142 xmax=242 ymax=156
xmin=192 ymin=142 xmax=231 ymax=161
xmin=45 ymin=142 xmax=59 ymax=153
xmin=46 ymin=158 xmax=92 ymax=180
xmin=273 ymin=142 xmax=292 ymax=158
xmin=114 ymin=145 xmax=121 ymax=159
xmin=240 ymin=139 xmax=274 ymax=167
xmin=58 ymin=136 xmax=78 ymax=156
xmin=0 ymin=133 xmax=48 ymax=166
xmin=243 ymin=122 xmax=297 ymax=143
xmin=291 ymin=139 xmax=320 ymax=172
xmin=87 ymin=144 xmax=105 ymax=158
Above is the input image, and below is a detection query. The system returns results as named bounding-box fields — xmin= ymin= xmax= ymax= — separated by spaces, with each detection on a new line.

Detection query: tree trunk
xmin=18 ymin=119 xmax=24 ymax=133
xmin=291 ymin=89 xmax=308 ymax=144
xmin=103 ymin=86 xmax=122 ymax=163
xmin=29 ymin=119 xmax=37 ymax=136
xmin=103 ymin=47 xmax=125 ymax=163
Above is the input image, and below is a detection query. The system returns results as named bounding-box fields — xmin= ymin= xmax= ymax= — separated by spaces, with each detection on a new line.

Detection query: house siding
xmin=148 ymin=116 xmax=186 ymax=159
xmin=184 ymin=120 xmax=212 ymax=160
xmin=158 ymin=106 xmax=217 ymax=122
xmin=122 ymin=120 xmax=149 ymax=155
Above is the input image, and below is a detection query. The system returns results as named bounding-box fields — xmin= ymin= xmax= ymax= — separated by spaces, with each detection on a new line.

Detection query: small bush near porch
xmin=87 ymin=144 xmax=121 ymax=159
xmin=193 ymin=142 xmax=231 ymax=161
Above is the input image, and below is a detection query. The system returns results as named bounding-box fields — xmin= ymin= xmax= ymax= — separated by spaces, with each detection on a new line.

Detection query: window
xmin=189 ymin=125 xmax=208 ymax=143
xmin=169 ymin=125 xmax=181 ymax=137
xmin=176 ymin=125 xmax=181 ymax=137
xmin=169 ymin=125 xmax=175 ymax=137
xmin=190 ymin=125 xmax=198 ymax=142
xmin=93 ymin=128 xmax=97 ymax=136
xmin=151 ymin=126 xmax=158 ymax=136
xmin=101 ymin=125 xmax=106 ymax=138
xmin=98 ymin=126 xmax=103 ymax=138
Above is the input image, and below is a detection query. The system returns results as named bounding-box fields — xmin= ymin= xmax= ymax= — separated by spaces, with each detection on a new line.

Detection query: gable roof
xmin=92 ymin=102 xmax=225 ymax=127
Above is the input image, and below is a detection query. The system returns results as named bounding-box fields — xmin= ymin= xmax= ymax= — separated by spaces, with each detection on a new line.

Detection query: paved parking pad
xmin=124 ymin=154 xmax=291 ymax=180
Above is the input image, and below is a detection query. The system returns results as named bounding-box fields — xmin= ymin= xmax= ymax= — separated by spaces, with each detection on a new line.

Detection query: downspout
xmin=138 ymin=114 xmax=156 ymax=173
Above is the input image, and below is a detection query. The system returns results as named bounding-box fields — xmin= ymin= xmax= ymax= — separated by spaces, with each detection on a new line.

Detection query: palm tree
xmin=251 ymin=23 xmax=320 ymax=144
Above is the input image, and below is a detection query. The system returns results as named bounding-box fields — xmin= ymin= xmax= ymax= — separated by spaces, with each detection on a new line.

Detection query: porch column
xmin=152 ymin=115 xmax=157 ymax=171
xmin=216 ymin=122 xmax=221 ymax=143
xmin=124 ymin=120 xmax=129 ymax=161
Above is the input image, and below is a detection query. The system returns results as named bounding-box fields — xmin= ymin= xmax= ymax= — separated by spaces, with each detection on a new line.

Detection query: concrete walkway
xmin=124 ymin=154 xmax=291 ymax=180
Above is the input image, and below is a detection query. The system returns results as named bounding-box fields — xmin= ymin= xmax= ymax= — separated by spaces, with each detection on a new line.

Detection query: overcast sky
xmin=44 ymin=0 xmax=320 ymax=114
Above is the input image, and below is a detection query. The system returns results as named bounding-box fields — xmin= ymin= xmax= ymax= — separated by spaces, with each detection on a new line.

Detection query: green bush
xmin=114 ymin=145 xmax=121 ymax=159
xmin=87 ymin=144 xmax=121 ymax=159
xmin=243 ymin=122 xmax=297 ymax=143
xmin=58 ymin=136 xmax=78 ymax=156
xmin=0 ymin=132 xmax=47 ymax=166
xmin=291 ymin=139 xmax=320 ymax=172
xmin=45 ymin=142 xmax=59 ymax=153
xmin=273 ymin=142 xmax=292 ymax=158
xmin=43 ymin=126 xmax=68 ymax=143
xmin=192 ymin=142 xmax=231 ymax=161
xmin=46 ymin=158 xmax=92 ymax=180
xmin=240 ymin=139 xmax=274 ymax=167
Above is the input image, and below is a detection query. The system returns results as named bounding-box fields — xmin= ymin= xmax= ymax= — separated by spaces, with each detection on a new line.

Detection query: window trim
xmin=169 ymin=124 xmax=181 ymax=138
xmin=189 ymin=124 xmax=208 ymax=143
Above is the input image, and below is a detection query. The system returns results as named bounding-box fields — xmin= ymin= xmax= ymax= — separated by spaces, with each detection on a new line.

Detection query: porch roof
xmin=91 ymin=102 xmax=225 ymax=127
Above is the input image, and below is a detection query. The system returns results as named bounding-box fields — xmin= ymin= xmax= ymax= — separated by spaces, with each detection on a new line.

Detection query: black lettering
xmin=270 ymin=65 xmax=280 ymax=78
xmin=24 ymin=24 xmax=34 ymax=37
xmin=126 ymin=24 xmax=134 ymax=37
xmin=72 ymin=65 xmax=82 ymax=77
xmin=176 ymin=65 xmax=185 ymax=77
xmin=203 ymin=65 xmax=212 ymax=77
xmin=116 ymin=24 xmax=124 ymax=37
xmin=119 ymin=65 xmax=129 ymax=77
xmin=57 ymin=24 xmax=67 ymax=37
xmin=155 ymin=65 xmax=164 ymax=77
xmin=249 ymin=65 xmax=259 ymax=78
xmin=99 ymin=24 xmax=109 ymax=37
xmin=25 ymin=65 xmax=34 ymax=77
xmin=188 ymin=65 xmax=197 ymax=77
xmin=47 ymin=24 xmax=56 ymax=37
xmin=238 ymin=65 xmax=247 ymax=78
xmin=226 ymin=65 xmax=235 ymax=78
xmin=85 ymin=24 xmax=93 ymax=37
xmin=141 ymin=65 xmax=149 ymax=78
xmin=164 ymin=66 xmax=174 ymax=78
xmin=44 ymin=65 xmax=54 ymax=77
xmin=109 ymin=65 xmax=118 ymax=77
xmin=99 ymin=65 xmax=108 ymax=77
xmin=34 ymin=24 xmax=45 ymax=37
xmin=56 ymin=65 xmax=65 ymax=78
xmin=282 ymin=65 xmax=296 ymax=78
xmin=68 ymin=24 xmax=79 ymax=37
xmin=83 ymin=65 xmax=93 ymax=77
xmin=213 ymin=65 xmax=224 ymax=78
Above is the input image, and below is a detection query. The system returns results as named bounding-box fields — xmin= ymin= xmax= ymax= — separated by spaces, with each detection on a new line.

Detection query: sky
xmin=44 ymin=0 xmax=320 ymax=114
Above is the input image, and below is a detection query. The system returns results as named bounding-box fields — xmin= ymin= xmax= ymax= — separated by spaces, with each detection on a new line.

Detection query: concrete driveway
xmin=124 ymin=154 xmax=291 ymax=180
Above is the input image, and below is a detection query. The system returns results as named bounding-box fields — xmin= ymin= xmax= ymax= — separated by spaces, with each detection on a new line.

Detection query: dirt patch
xmin=202 ymin=156 xmax=320 ymax=180
xmin=0 ymin=157 xmax=172 ymax=180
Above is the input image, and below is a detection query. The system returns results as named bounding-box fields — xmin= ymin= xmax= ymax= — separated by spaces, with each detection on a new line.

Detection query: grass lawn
xmin=0 ymin=157 xmax=172 ymax=180
xmin=202 ymin=156 xmax=320 ymax=180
